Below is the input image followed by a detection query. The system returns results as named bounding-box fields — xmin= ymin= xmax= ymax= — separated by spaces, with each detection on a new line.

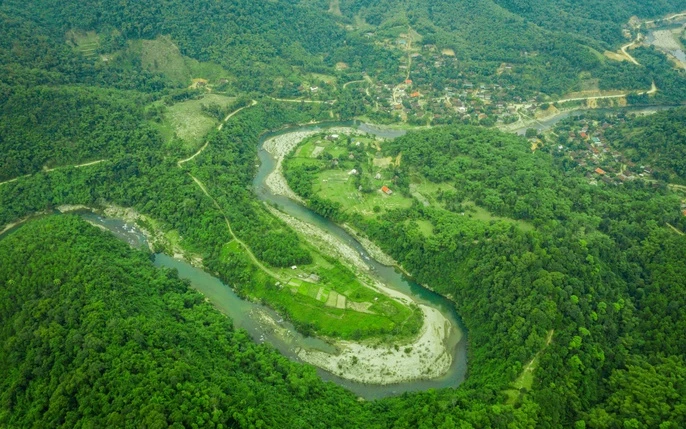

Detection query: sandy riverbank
xmin=298 ymin=305 xmax=453 ymax=385
xmin=262 ymin=126 xmax=454 ymax=384
xmin=262 ymin=127 xmax=365 ymax=204
xmin=265 ymin=205 xmax=453 ymax=384
xmin=55 ymin=204 xmax=204 ymax=268
xmin=102 ymin=204 xmax=204 ymax=267
xmin=262 ymin=130 xmax=318 ymax=203
xmin=341 ymin=223 xmax=397 ymax=266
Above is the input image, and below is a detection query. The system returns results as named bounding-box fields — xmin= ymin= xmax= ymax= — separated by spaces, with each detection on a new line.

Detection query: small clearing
xmin=347 ymin=301 xmax=375 ymax=314
xmin=603 ymin=50 xmax=628 ymax=62
xmin=373 ymin=156 xmax=394 ymax=168
xmin=328 ymin=0 xmax=343 ymax=16
xmin=141 ymin=36 xmax=191 ymax=85
xmin=161 ymin=94 xmax=235 ymax=147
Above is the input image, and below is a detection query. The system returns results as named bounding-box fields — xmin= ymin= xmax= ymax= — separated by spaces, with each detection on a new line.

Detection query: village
xmin=296 ymin=30 xmax=545 ymax=127
xmin=542 ymin=114 xmax=657 ymax=186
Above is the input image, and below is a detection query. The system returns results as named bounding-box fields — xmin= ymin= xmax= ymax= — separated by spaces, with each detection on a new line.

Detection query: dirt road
xmin=0 ymin=159 xmax=106 ymax=187
xmin=178 ymin=100 xmax=257 ymax=167
xmin=557 ymin=81 xmax=656 ymax=104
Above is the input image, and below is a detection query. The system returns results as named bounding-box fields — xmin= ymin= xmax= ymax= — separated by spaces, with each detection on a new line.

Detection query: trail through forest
xmin=178 ymin=100 xmax=257 ymax=167
xmin=557 ymin=81 xmax=656 ymax=103
xmin=0 ymin=159 xmax=106 ymax=187
xmin=177 ymin=99 xmax=281 ymax=279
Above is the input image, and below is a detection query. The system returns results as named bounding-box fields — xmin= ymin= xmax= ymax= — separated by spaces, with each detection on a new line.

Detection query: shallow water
xmin=46 ymin=120 xmax=468 ymax=399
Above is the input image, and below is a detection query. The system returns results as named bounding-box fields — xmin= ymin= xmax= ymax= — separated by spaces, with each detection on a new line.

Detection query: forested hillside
xmin=605 ymin=107 xmax=686 ymax=182
xmin=0 ymin=216 xmax=373 ymax=428
xmin=287 ymin=124 xmax=686 ymax=427
xmin=0 ymin=86 xmax=159 ymax=180
xmin=2 ymin=0 xmax=686 ymax=427
xmin=1 ymin=0 xmax=346 ymax=93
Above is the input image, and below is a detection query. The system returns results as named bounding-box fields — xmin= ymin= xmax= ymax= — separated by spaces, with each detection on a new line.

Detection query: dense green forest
xmin=286 ymin=124 xmax=686 ymax=427
xmin=0 ymin=216 xmax=373 ymax=428
xmin=2 ymin=0 xmax=686 ymax=426
xmin=3 ymin=0 xmax=683 ymax=98
xmin=0 ymin=85 xmax=159 ymax=180
xmin=605 ymin=107 xmax=686 ymax=182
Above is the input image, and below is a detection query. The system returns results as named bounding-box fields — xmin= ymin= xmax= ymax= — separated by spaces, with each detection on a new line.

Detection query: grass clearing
xmin=415 ymin=220 xmax=434 ymax=237
xmin=139 ymin=36 xmax=191 ymax=85
xmin=310 ymin=73 xmax=337 ymax=85
xmin=219 ymin=238 xmax=422 ymax=341
xmin=152 ymin=94 xmax=235 ymax=149
xmin=463 ymin=201 xmax=534 ymax=232
xmin=66 ymin=30 xmax=100 ymax=58
xmin=315 ymin=170 xmax=413 ymax=217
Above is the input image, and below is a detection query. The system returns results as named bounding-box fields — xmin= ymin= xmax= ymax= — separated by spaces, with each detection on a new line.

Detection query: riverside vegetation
xmin=1 ymin=0 xmax=686 ymax=427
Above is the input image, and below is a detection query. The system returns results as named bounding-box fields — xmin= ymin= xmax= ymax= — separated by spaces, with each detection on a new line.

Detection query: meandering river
xmin=0 ymin=121 xmax=467 ymax=399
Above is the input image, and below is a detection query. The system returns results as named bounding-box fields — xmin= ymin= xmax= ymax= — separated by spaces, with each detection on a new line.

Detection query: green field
xmin=285 ymin=132 xmax=538 ymax=238
xmin=315 ymin=169 xmax=414 ymax=217
xmin=66 ymin=29 xmax=100 ymax=58
xmin=220 ymin=237 xmax=422 ymax=341
xmin=151 ymin=94 xmax=235 ymax=149
xmin=462 ymin=200 xmax=535 ymax=232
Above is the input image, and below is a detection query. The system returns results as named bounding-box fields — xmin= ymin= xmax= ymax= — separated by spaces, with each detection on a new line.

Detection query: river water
xmin=251 ymin=120 xmax=468 ymax=397
xmin=645 ymin=21 xmax=686 ymax=67
xmin=510 ymin=105 xmax=678 ymax=135
xmin=0 ymin=121 xmax=467 ymax=399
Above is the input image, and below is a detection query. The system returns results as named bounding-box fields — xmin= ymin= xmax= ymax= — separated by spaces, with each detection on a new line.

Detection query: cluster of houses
xmin=553 ymin=117 xmax=657 ymax=186
xmin=337 ymin=33 xmax=543 ymax=124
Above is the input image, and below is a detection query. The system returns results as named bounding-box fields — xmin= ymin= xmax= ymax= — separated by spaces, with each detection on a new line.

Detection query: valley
xmin=1 ymin=1 xmax=686 ymax=427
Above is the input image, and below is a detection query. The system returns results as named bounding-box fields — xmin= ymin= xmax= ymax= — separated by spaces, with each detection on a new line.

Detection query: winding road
xmin=176 ymin=99 xmax=281 ymax=279
xmin=620 ymin=10 xmax=686 ymax=65
xmin=0 ymin=159 xmax=106 ymax=187
xmin=557 ymin=81 xmax=656 ymax=104
xmin=620 ymin=39 xmax=642 ymax=65
xmin=269 ymin=97 xmax=336 ymax=104
xmin=178 ymin=100 xmax=257 ymax=167
xmin=642 ymin=11 xmax=686 ymax=26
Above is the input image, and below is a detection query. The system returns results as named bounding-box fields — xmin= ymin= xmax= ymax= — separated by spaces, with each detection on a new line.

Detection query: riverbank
xmin=262 ymin=127 xmax=366 ymax=204
xmin=298 ymin=304 xmax=453 ymax=385
xmin=262 ymin=130 xmax=318 ymax=203
xmin=266 ymin=205 xmax=454 ymax=384
xmin=341 ymin=223 xmax=397 ymax=267
xmin=57 ymin=204 xmax=204 ymax=268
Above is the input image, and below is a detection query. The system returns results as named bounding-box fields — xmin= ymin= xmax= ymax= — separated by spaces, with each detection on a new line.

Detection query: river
xmin=85 ymin=206 xmax=467 ymax=399
xmin=645 ymin=19 xmax=686 ymax=68
xmin=509 ymin=105 xmax=678 ymax=135
xmin=252 ymin=120 xmax=468 ymax=397
xmin=0 ymin=120 xmax=467 ymax=399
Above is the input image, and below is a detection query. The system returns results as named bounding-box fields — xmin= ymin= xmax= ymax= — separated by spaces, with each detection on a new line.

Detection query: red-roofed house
xmin=595 ymin=168 xmax=606 ymax=175
xmin=381 ymin=186 xmax=393 ymax=195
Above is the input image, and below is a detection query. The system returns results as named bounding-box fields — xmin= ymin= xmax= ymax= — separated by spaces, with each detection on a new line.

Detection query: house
xmin=381 ymin=186 xmax=393 ymax=195
xmin=348 ymin=169 xmax=358 ymax=175
xmin=595 ymin=168 xmax=606 ymax=175
xmin=405 ymin=79 xmax=413 ymax=85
